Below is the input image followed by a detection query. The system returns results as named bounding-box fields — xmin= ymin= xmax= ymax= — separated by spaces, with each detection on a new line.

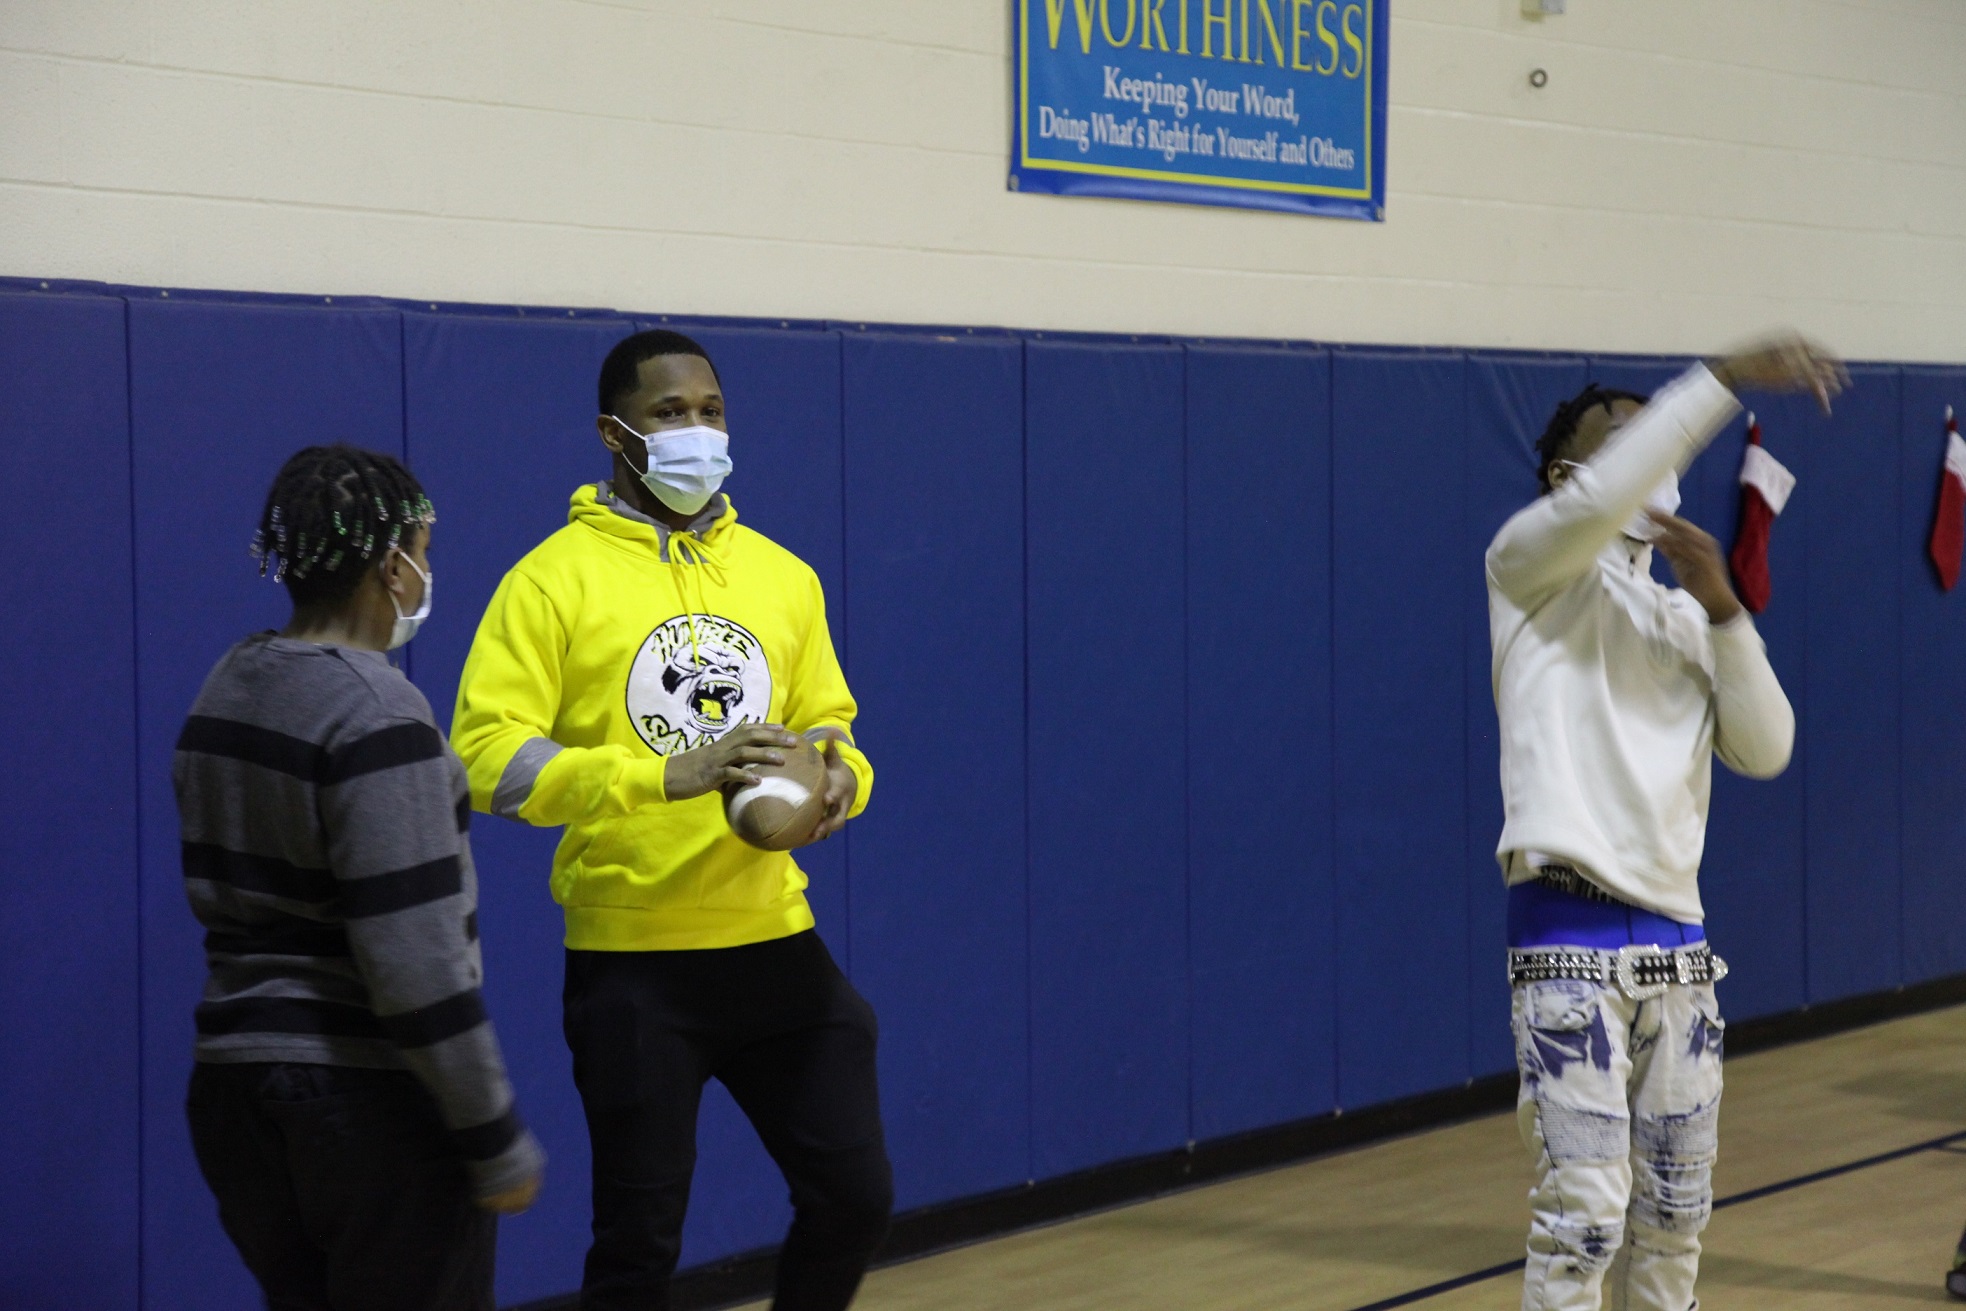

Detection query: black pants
xmin=564 ymin=930 xmax=893 ymax=1311
xmin=185 ymin=1062 xmax=496 ymax=1311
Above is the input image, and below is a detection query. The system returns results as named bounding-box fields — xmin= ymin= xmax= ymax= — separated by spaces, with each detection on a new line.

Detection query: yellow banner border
xmin=1016 ymin=0 xmax=1377 ymax=204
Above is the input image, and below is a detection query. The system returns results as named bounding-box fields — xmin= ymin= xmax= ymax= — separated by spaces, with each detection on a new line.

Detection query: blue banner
xmin=1012 ymin=0 xmax=1387 ymax=220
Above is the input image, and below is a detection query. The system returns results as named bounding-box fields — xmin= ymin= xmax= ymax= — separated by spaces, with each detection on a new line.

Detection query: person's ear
xmin=376 ymin=548 xmax=407 ymax=599
xmin=597 ymin=415 xmax=626 ymax=454
xmin=1545 ymin=461 xmax=1568 ymax=492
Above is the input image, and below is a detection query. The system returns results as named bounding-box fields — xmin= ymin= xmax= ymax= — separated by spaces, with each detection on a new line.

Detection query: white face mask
xmin=613 ymin=418 xmax=733 ymax=516
xmin=386 ymin=549 xmax=433 ymax=650
xmin=1622 ymin=470 xmax=1681 ymax=542
xmin=1557 ymin=461 xmax=1680 ymax=542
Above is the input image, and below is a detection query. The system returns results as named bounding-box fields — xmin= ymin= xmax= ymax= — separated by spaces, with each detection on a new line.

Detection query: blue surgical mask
xmin=612 ymin=417 xmax=733 ymax=516
xmin=387 ymin=550 xmax=433 ymax=650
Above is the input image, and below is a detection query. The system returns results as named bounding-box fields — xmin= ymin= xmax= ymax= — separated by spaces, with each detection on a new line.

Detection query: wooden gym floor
xmin=745 ymin=1003 xmax=1966 ymax=1309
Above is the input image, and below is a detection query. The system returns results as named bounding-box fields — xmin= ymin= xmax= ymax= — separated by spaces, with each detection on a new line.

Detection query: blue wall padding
xmin=12 ymin=279 xmax=1966 ymax=1311
xmin=1690 ymin=406 xmax=1808 ymax=1021
xmin=840 ymin=333 xmax=1033 ymax=1206
xmin=1463 ymin=356 xmax=1587 ymax=1075
xmin=0 ymin=293 xmax=141 ymax=1310
xmin=1024 ymin=341 xmax=1191 ymax=1177
xmin=1588 ymin=358 xmax=1808 ymax=1020
xmin=641 ymin=324 xmax=852 ymax=1267
xmin=671 ymin=325 xmax=852 ymax=952
xmin=1799 ymin=368 xmax=1906 ymax=1001
xmin=1183 ymin=346 xmax=1339 ymax=1139
xmin=127 ymin=300 xmax=407 ymax=1311
xmin=402 ymin=311 xmax=632 ymax=1304
xmin=1900 ymin=368 xmax=1966 ymax=983
xmin=1331 ymin=351 xmax=1471 ymax=1109
xmin=653 ymin=326 xmax=848 ymax=641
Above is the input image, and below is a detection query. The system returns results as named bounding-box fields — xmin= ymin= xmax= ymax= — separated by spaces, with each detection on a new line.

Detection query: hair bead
xmin=254 ymin=445 xmax=432 ymax=605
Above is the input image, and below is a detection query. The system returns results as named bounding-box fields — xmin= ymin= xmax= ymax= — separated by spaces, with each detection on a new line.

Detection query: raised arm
xmin=1487 ymin=334 xmax=1848 ymax=611
xmin=1486 ymin=366 xmax=1740 ymax=607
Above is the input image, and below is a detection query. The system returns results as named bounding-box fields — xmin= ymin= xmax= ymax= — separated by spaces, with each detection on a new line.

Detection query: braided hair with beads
xmin=251 ymin=445 xmax=436 ymax=607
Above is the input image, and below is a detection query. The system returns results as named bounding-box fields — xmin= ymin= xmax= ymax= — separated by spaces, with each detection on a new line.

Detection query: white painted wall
xmin=3 ymin=1 xmax=1963 ymax=358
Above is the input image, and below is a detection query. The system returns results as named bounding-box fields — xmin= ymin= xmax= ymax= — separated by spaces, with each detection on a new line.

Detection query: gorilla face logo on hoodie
xmin=626 ymin=614 xmax=774 ymax=754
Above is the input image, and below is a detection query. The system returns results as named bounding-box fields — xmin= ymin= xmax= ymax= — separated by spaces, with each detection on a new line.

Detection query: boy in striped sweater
xmin=174 ymin=445 xmax=543 ymax=1311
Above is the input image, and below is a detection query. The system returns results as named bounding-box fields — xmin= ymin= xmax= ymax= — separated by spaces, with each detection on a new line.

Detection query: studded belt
xmin=1508 ymin=942 xmax=1729 ymax=1001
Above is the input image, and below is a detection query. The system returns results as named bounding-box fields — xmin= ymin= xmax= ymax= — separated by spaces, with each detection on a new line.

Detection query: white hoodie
xmin=1487 ymin=364 xmax=1796 ymax=923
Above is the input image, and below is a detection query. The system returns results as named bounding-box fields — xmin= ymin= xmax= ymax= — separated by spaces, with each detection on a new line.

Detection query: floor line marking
xmin=1342 ymin=1260 xmax=1528 ymax=1311
xmin=1710 ymin=1127 xmax=1966 ymax=1210
xmin=1338 ymin=1126 xmax=1966 ymax=1311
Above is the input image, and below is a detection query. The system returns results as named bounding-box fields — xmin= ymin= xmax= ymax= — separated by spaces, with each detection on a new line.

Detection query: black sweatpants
xmin=185 ymin=1062 xmax=496 ymax=1311
xmin=564 ymin=930 xmax=893 ymax=1311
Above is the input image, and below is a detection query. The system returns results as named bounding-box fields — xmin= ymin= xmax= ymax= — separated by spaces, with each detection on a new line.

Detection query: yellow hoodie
xmin=451 ymin=484 xmax=872 ymax=951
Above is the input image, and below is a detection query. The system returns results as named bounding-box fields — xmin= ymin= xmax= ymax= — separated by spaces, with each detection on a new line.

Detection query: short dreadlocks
xmin=251 ymin=445 xmax=436 ymax=607
xmin=1535 ymin=384 xmax=1650 ymax=492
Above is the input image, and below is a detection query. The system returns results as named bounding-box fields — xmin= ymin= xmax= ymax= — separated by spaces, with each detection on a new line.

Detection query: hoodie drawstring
xmin=666 ymin=529 xmax=728 ymax=665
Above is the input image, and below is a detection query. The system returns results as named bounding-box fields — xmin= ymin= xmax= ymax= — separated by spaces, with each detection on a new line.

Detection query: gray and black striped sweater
xmin=173 ymin=634 xmax=543 ymax=1198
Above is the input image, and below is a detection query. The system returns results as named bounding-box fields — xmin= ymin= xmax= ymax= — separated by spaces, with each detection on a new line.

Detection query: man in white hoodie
xmin=1487 ymin=334 xmax=1845 ymax=1311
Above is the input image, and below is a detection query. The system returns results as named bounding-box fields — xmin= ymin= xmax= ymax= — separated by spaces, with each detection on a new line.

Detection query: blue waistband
xmin=1506 ymin=878 xmax=1705 ymax=950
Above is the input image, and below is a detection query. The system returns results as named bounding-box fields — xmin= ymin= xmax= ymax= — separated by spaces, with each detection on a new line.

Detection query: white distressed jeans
xmin=1512 ymin=974 xmax=1725 ymax=1311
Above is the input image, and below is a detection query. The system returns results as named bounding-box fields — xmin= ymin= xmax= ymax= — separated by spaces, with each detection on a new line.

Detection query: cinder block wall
xmin=2 ymin=0 xmax=1962 ymax=354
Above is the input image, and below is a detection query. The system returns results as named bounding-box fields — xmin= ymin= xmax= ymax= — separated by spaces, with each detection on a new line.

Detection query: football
xmin=722 ymin=736 xmax=829 ymax=851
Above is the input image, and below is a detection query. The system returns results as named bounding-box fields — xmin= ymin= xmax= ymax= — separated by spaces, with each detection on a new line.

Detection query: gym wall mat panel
xmin=1025 ymin=340 xmax=1191 ymax=1178
xmin=0 ymin=293 xmax=140 ymax=1310
xmin=1331 ymin=351 xmax=1471 ymax=1110
xmin=658 ymin=324 xmax=852 ymax=952
xmin=1684 ymin=401 xmax=1806 ymax=1021
xmin=1593 ymin=356 xmax=1807 ymax=1020
xmin=1587 ymin=365 xmax=1784 ymax=1006
xmin=627 ymin=324 xmax=850 ymax=1268
xmin=402 ymin=311 xmax=632 ymax=1305
xmin=1183 ymin=346 xmax=1337 ymax=1139
xmin=128 ymin=299 xmax=406 ymax=1311
xmin=1463 ymin=356 xmax=1587 ymax=1077
xmin=404 ymin=311 xmax=634 ymax=719
xmin=1901 ymin=368 xmax=1966 ymax=983
xmin=643 ymin=325 xmax=847 ymax=633
xmin=1795 ymin=368 xmax=1903 ymax=1003
xmin=1900 ymin=368 xmax=1966 ymax=983
xmin=841 ymin=333 xmax=1031 ymax=1208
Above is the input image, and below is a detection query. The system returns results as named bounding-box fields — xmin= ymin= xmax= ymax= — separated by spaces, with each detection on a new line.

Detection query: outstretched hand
xmin=1645 ymin=511 xmax=1744 ymax=626
xmin=1709 ymin=333 xmax=1850 ymax=414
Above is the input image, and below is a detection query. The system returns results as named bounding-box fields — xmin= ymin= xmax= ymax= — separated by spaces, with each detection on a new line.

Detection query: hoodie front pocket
xmin=696 ymin=848 xmax=802 ymax=912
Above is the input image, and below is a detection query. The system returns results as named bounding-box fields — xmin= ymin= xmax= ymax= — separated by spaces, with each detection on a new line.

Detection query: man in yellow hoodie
xmin=452 ymin=329 xmax=889 ymax=1310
